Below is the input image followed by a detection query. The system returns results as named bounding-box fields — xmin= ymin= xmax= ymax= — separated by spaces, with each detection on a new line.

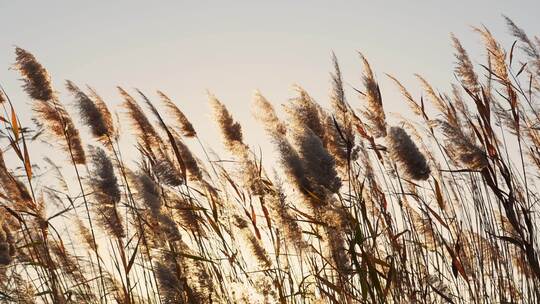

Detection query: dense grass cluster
xmin=1 ymin=17 xmax=540 ymax=303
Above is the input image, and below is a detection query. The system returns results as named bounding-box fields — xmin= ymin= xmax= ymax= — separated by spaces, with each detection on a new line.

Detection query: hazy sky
xmin=1 ymin=1 xmax=539 ymax=161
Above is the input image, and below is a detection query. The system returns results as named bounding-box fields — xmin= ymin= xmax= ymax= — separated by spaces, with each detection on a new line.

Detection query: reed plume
xmin=75 ymin=219 xmax=97 ymax=252
xmin=328 ymin=53 xmax=358 ymax=168
xmin=415 ymin=74 xmax=448 ymax=115
xmin=88 ymin=146 xmax=125 ymax=239
xmin=175 ymin=139 xmax=202 ymax=182
xmin=88 ymin=86 xmax=116 ymax=137
xmin=233 ymin=215 xmax=272 ymax=268
xmin=330 ymin=52 xmax=347 ymax=113
xmin=158 ymin=91 xmax=196 ymax=138
xmin=322 ymin=207 xmax=351 ymax=274
xmin=176 ymin=240 xmax=213 ymax=302
xmin=67 ymin=81 xmax=115 ymax=144
xmin=33 ymin=99 xmax=86 ymax=164
xmin=386 ymin=126 xmax=430 ymax=180
xmin=387 ymin=74 xmax=424 ymax=118
xmin=154 ymin=155 xmax=184 ymax=187
xmin=359 ymin=53 xmax=386 ymax=137
xmin=437 ymin=120 xmax=488 ymax=169
xmin=293 ymin=126 xmax=341 ymax=198
xmin=167 ymin=190 xmax=205 ymax=236
xmin=211 ymin=94 xmax=267 ymax=194
xmin=120 ymin=87 xmax=164 ymax=154
xmin=0 ymin=150 xmax=33 ymax=208
xmin=135 ymin=172 xmax=162 ymax=215
xmin=134 ymin=171 xmax=182 ymax=242
xmin=475 ymin=26 xmax=509 ymax=83
xmin=451 ymin=84 xmax=472 ymax=121
xmin=155 ymin=252 xmax=188 ymax=303
xmin=252 ymin=91 xmax=286 ymax=137
xmin=405 ymin=203 xmax=439 ymax=250
xmin=272 ymin=136 xmax=312 ymax=197
xmin=14 ymin=47 xmax=54 ymax=102
xmin=209 ymin=94 xmax=245 ymax=155
xmin=285 ymin=86 xmax=325 ymax=141
xmin=267 ymin=180 xmax=306 ymax=249
xmin=451 ymin=34 xmax=480 ymax=95
xmin=503 ymin=16 xmax=539 ymax=61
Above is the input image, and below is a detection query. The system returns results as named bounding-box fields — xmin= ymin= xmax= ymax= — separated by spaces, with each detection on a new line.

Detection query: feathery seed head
xmin=386 ymin=126 xmax=431 ymax=180
xmin=67 ymin=81 xmax=115 ymax=143
xmin=14 ymin=47 xmax=54 ymax=102
xmin=253 ymin=91 xmax=287 ymax=137
xmin=88 ymin=146 xmax=125 ymax=238
xmin=210 ymin=94 xmax=245 ymax=154
xmin=158 ymin=91 xmax=196 ymax=137
xmin=359 ymin=53 xmax=387 ymax=137
xmin=437 ymin=120 xmax=488 ymax=169
xmin=451 ymin=35 xmax=480 ymax=95
xmin=293 ymin=127 xmax=341 ymax=196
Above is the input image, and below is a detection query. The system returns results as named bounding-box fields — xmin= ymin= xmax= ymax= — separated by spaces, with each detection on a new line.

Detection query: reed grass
xmin=0 ymin=17 xmax=539 ymax=303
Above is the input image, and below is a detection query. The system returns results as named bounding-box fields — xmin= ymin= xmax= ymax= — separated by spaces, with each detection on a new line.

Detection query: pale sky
xmin=1 ymin=1 xmax=539 ymax=162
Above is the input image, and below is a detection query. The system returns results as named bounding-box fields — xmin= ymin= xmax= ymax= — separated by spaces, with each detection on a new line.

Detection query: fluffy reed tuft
xmin=176 ymin=139 xmax=202 ymax=182
xmin=386 ymin=126 xmax=431 ymax=180
xmin=233 ymin=215 xmax=272 ymax=268
xmin=135 ymin=172 xmax=162 ymax=215
xmin=33 ymin=99 xmax=86 ymax=164
xmin=253 ymin=91 xmax=287 ymax=137
xmin=267 ymin=180 xmax=306 ymax=249
xmin=451 ymin=34 xmax=480 ymax=95
xmin=120 ymin=87 xmax=164 ymax=151
xmin=286 ymin=86 xmax=325 ymax=140
xmin=0 ymin=150 xmax=33 ymax=208
xmin=437 ymin=120 xmax=489 ymax=169
xmin=272 ymin=136 xmax=312 ymax=197
xmin=155 ymin=252 xmax=187 ymax=303
xmin=292 ymin=127 xmax=341 ymax=199
xmin=67 ymin=81 xmax=115 ymax=144
xmin=328 ymin=54 xmax=358 ymax=168
xmin=209 ymin=94 xmax=244 ymax=154
xmin=158 ymin=91 xmax=196 ymax=138
xmin=415 ymin=74 xmax=448 ymax=115
xmin=88 ymin=87 xmax=116 ymax=138
xmin=88 ymin=146 xmax=125 ymax=239
xmin=76 ymin=219 xmax=97 ymax=252
xmin=14 ymin=47 xmax=54 ymax=102
xmin=359 ymin=53 xmax=386 ymax=137
xmin=475 ymin=26 xmax=509 ymax=82
xmin=504 ymin=16 xmax=538 ymax=59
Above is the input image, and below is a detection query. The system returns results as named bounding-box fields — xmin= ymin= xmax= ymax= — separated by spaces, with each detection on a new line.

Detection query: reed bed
xmin=0 ymin=17 xmax=540 ymax=303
